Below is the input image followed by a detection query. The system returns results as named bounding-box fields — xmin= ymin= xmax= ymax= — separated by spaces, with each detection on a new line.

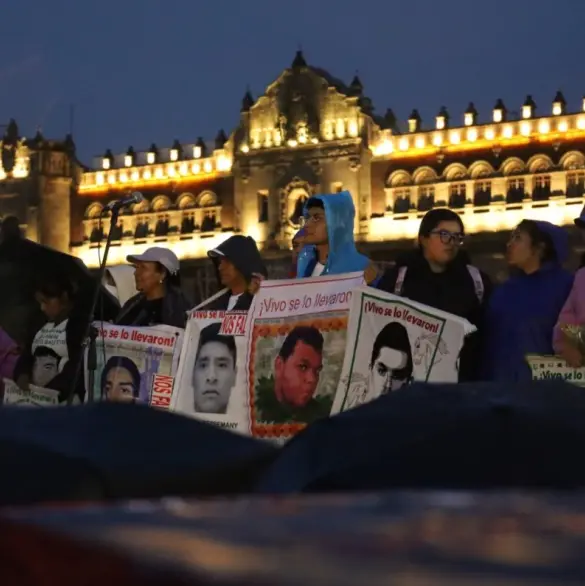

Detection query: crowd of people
xmin=1 ymin=187 xmax=584 ymax=404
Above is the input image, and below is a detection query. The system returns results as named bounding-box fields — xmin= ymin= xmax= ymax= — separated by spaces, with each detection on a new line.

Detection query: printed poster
xmin=526 ymin=354 xmax=585 ymax=387
xmin=28 ymin=319 xmax=69 ymax=390
xmin=331 ymin=286 xmax=476 ymax=414
xmin=1 ymin=378 xmax=59 ymax=406
xmin=171 ymin=310 xmax=248 ymax=433
xmin=84 ymin=322 xmax=183 ymax=406
xmin=246 ymin=272 xmax=365 ymax=441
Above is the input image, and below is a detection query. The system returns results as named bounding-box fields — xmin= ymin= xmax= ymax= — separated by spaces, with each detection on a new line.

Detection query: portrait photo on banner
xmin=171 ymin=310 xmax=247 ymax=432
xmin=248 ymin=310 xmax=347 ymax=436
xmin=86 ymin=322 xmax=183 ymax=405
xmin=333 ymin=287 xmax=474 ymax=414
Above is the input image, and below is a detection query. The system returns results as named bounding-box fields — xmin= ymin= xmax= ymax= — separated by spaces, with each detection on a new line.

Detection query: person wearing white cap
xmin=114 ymin=247 xmax=191 ymax=329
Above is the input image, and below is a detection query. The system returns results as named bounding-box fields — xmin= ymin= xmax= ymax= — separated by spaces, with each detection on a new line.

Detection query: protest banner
xmin=2 ymin=378 xmax=59 ymax=406
xmin=246 ymin=272 xmax=365 ymax=441
xmin=331 ymin=286 xmax=476 ymax=414
xmin=85 ymin=323 xmax=183 ymax=406
xmin=171 ymin=309 xmax=248 ymax=433
xmin=526 ymin=354 xmax=585 ymax=387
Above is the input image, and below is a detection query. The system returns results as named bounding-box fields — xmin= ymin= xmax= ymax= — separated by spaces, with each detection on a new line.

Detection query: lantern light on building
xmin=408 ymin=109 xmax=421 ymax=133
xmin=522 ymin=95 xmax=536 ymax=119
xmin=435 ymin=106 xmax=449 ymax=130
xmin=146 ymin=144 xmax=158 ymax=165
xmin=493 ymin=99 xmax=506 ymax=123
xmin=102 ymin=149 xmax=113 ymax=170
xmin=552 ymin=91 xmax=566 ymax=116
xmin=170 ymin=139 xmax=182 ymax=162
xmin=464 ymin=102 xmax=477 ymax=127
xmin=124 ymin=146 xmax=135 ymax=167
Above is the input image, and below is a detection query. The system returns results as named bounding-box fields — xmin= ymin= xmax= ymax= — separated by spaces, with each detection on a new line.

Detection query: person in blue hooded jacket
xmin=482 ymin=219 xmax=573 ymax=382
xmin=296 ymin=191 xmax=369 ymax=277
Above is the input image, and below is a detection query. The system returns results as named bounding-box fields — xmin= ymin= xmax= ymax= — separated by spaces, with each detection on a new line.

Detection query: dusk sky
xmin=2 ymin=0 xmax=584 ymax=164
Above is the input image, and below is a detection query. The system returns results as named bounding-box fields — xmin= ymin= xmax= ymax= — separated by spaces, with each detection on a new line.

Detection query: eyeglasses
xmin=298 ymin=213 xmax=325 ymax=227
xmin=430 ymin=229 xmax=465 ymax=245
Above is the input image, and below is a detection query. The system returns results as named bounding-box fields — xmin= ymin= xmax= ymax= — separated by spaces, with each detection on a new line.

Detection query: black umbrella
xmin=0 ymin=402 xmax=278 ymax=506
xmin=0 ymin=236 xmax=119 ymax=345
xmin=255 ymin=380 xmax=585 ymax=493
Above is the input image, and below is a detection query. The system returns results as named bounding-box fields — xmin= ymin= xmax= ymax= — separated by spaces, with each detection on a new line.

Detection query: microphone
xmin=104 ymin=191 xmax=144 ymax=211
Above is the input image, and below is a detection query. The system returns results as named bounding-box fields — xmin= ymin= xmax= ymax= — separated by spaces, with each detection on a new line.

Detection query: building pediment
xmin=234 ymin=50 xmax=378 ymax=155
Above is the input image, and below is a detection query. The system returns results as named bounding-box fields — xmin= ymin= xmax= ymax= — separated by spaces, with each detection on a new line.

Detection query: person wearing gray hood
xmin=197 ymin=235 xmax=267 ymax=311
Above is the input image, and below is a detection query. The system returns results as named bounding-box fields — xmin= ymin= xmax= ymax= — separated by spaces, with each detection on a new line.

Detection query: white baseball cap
xmin=127 ymin=247 xmax=180 ymax=275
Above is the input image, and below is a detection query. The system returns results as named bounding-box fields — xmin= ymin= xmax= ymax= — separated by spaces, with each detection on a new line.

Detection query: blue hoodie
xmin=482 ymin=221 xmax=573 ymax=382
xmin=296 ymin=191 xmax=369 ymax=277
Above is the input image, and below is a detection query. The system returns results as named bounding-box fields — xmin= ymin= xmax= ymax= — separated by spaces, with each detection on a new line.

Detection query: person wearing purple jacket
xmin=482 ymin=220 xmax=573 ymax=382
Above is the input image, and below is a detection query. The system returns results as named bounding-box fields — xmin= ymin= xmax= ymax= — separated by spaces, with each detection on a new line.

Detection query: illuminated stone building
xmin=2 ymin=50 xmax=585 ymax=295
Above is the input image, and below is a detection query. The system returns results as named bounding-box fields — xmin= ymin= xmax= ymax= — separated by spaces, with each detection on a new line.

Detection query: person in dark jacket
xmin=115 ymin=247 xmax=191 ymax=329
xmin=13 ymin=271 xmax=86 ymax=402
xmin=374 ymin=208 xmax=491 ymax=382
xmin=197 ymin=235 xmax=267 ymax=311
xmin=482 ymin=219 xmax=573 ymax=382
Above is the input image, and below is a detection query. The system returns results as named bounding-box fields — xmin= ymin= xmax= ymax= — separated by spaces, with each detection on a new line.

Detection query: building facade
xmin=2 ymin=50 xmax=585 ymax=295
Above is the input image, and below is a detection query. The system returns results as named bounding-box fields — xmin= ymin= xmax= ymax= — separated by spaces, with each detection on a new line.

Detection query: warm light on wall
xmin=167 ymin=164 xmax=176 ymax=177
xmin=538 ymin=120 xmax=550 ymax=134
xmin=502 ymin=125 xmax=513 ymax=139
xmin=97 ymin=173 xmax=104 ymax=185
xmin=558 ymin=120 xmax=569 ymax=132
xmin=143 ymin=169 xmax=152 ymax=180
xmin=449 ymin=131 xmax=460 ymax=144
xmin=433 ymin=133 xmax=443 ymax=146
xmin=467 ymin=128 xmax=478 ymax=142
xmin=399 ymin=137 xmax=409 ymax=151
xmin=368 ymin=199 xmax=583 ymax=242
xmin=154 ymin=167 xmax=163 ymax=179
xmin=484 ymin=128 xmax=495 ymax=140
xmin=348 ymin=120 xmax=359 ymax=137
xmin=415 ymin=136 xmax=425 ymax=149
xmin=120 ymin=172 xmax=128 ymax=182
xmin=578 ymin=117 xmax=585 ymax=130
xmin=520 ymin=122 xmax=531 ymax=136
xmin=203 ymin=160 xmax=212 ymax=173
xmin=216 ymin=155 xmax=231 ymax=172
xmin=335 ymin=119 xmax=345 ymax=139
xmin=72 ymin=232 xmax=237 ymax=268
xmin=107 ymin=173 xmax=115 ymax=184
xmin=191 ymin=163 xmax=200 ymax=174
xmin=131 ymin=170 xmax=139 ymax=181
xmin=240 ymin=144 xmax=249 ymax=153
xmin=287 ymin=139 xmax=298 ymax=147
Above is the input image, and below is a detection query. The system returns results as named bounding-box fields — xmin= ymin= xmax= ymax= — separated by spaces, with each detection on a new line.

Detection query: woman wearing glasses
xmin=374 ymin=208 xmax=491 ymax=382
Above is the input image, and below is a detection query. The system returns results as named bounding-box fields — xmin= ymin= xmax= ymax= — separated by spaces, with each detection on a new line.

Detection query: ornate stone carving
xmin=348 ymin=156 xmax=361 ymax=172
xmin=279 ymin=177 xmax=313 ymax=230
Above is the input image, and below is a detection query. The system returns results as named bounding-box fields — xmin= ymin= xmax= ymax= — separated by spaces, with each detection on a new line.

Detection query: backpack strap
xmin=467 ymin=265 xmax=484 ymax=304
xmin=394 ymin=266 xmax=407 ymax=296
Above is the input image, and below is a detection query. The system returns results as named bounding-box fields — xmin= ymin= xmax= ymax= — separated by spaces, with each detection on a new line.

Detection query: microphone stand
xmin=86 ymin=325 xmax=98 ymax=403
xmin=66 ymin=206 xmax=121 ymax=405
